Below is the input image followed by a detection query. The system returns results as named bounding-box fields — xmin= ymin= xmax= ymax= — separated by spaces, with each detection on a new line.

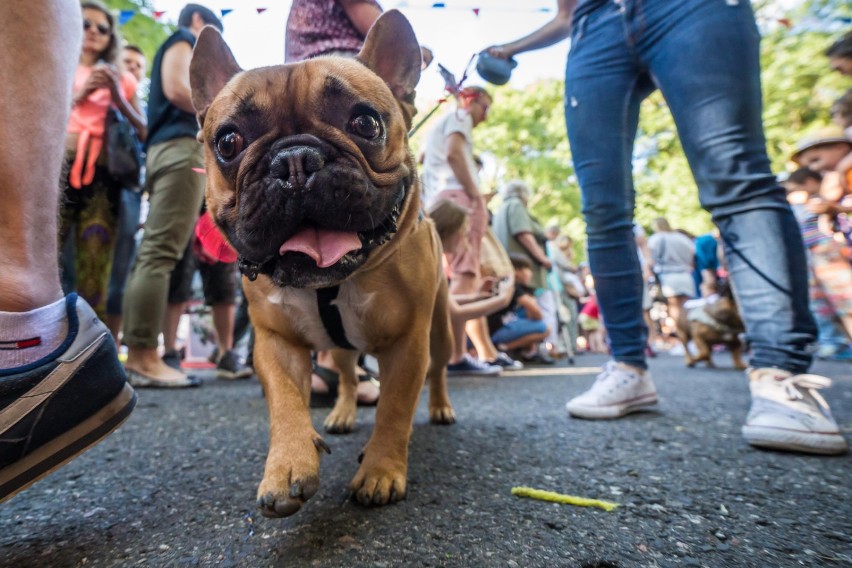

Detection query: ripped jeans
xmin=565 ymin=0 xmax=815 ymax=372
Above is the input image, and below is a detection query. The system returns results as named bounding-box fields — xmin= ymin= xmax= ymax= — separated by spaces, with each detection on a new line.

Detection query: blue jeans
xmin=106 ymin=189 xmax=142 ymax=315
xmin=565 ymin=0 xmax=815 ymax=372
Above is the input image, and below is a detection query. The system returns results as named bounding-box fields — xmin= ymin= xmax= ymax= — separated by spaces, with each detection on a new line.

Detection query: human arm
xmin=448 ymin=280 xmax=515 ymax=321
xmin=445 ymin=132 xmax=480 ymax=199
xmin=338 ymin=0 xmax=383 ymax=36
xmin=485 ymin=0 xmax=576 ymax=59
xmin=635 ymin=231 xmax=654 ymax=279
xmin=101 ymin=66 xmax=147 ymax=141
xmin=515 ymin=232 xmax=552 ymax=270
xmin=161 ymin=40 xmax=195 ymax=114
xmin=455 ymin=273 xmax=516 ymax=304
xmin=516 ymin=293 xmax=544 ymax=321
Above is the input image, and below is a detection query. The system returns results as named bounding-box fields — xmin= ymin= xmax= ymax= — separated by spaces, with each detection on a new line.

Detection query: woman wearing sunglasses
xmin=60 ymin=1 xmax=146 ymax=320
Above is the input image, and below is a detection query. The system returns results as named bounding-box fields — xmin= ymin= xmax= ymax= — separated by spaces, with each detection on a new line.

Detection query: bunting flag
xmin=256 ymin=8 xmax=267 ymax=14
xmin=119 ymin=10 xmax=135 ymax=25
xmin=152 ymin=10 xmax=165 ymax=20
xmin=472 ymin=8 xmax=479 ymax=16
xmin=221 ymin=9 xmax=233 ymax=17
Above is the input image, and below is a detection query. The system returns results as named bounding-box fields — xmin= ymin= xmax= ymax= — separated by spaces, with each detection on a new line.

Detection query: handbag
xmin=105 ymin=106 xmax=142 ymax=188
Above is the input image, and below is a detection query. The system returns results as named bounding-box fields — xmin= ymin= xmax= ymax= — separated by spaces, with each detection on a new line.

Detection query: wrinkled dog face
xmin=190 ymin=17 xmax=420 ymax=288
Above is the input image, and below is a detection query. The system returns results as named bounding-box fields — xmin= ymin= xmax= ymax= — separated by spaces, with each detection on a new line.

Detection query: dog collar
xmin=316 ymin=285 xmax=356 ymax=350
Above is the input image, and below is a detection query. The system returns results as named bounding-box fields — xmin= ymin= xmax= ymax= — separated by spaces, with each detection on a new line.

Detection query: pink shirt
xmin=285 ymin=0 xmax=382 ymax=63
xmin=67 ymin=64 xmax=138 ymax=189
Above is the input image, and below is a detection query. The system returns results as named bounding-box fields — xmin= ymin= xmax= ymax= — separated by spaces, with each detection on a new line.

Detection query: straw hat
xmin=791 ymin=125 xmax=850 ymax=164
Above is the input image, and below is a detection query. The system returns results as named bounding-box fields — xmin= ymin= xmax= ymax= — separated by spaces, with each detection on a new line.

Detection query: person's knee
xmin=582 ymin=201 xmax=633 ymax=238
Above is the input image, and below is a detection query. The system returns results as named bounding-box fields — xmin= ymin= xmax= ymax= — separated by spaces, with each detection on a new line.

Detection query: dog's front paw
xmin=256 ymin=436 xmax=330 ymax=518
xmin=349 ymin=456 xmax=407 ymax=506
xmin=325 ymin=401 xmax=357 ymax=434
xmin=429 ymin=403 xmax=455 ymax=425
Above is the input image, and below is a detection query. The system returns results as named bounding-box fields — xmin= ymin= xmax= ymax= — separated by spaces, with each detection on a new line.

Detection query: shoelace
xmin=596 ymin=361 xmax=632 ymax=382
xmin=778 ymin=374 xmax=833 ymax=411
xmin=754 ymin=369 xmax=834 ymax=411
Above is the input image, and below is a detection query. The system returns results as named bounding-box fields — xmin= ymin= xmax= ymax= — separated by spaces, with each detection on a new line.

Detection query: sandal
xmin=310 ymin=364 xmax=380 ymax=408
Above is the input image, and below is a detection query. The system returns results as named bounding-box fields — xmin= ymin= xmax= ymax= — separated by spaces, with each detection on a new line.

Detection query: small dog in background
xmin=676 ymin=280 xmax=746 ymax=369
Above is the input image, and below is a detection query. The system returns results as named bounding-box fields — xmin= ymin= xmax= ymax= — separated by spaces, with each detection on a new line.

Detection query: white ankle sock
xmin=0 ymin=297 xmax=70 ymax=369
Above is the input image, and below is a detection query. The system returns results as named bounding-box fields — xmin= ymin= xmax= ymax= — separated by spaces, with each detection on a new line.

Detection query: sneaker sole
xmin=0 ymin=383 xmax=137 ymax=503
xmin=216 ymin=369 xmax=254 ymax=380
xmin=742 ymin=425 xmax=848 ymax=455
xmin=566 ymin=394 xmax=658 ymax=419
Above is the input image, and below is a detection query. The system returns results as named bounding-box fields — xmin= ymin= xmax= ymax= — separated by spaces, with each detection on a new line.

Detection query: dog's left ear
xmin=357 ymin=10 xmax=421 ymax=123
xmin=190 ymin=25 xmax=242 ymax=129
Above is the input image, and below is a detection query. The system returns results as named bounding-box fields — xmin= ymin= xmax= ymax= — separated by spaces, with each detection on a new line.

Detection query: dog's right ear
xmin=190 ymin=25 xmax=242 ymax=128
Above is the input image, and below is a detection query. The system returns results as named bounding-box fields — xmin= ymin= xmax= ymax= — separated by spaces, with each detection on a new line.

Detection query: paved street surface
xmin=1 ymin=352 xmax=850 ymax=567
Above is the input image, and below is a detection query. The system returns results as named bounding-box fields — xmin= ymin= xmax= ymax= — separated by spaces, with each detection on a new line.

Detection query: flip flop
xmin=126 ymin=369 xmax=201 ymax=389
xmin=311 ymin=364 xmax=380 ymax=408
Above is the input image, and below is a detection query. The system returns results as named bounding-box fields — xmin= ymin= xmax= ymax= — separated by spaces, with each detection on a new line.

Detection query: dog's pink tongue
xmin=278 ymin=226 xmax=362 ymax=268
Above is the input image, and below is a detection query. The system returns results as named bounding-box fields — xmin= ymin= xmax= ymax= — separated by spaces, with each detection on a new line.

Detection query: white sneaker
xmin=742 ymin=368 xmax=848 ymax=455
xmin=565 ymin=361 xmax=658 ymax=419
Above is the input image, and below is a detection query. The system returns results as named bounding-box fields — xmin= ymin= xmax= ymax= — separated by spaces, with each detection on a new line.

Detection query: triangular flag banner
xmin=119 ymin=10 xmax=135 ymax=25
xmin=473 ymin=8 xmax=480 ymax=16
xmin=256 ymin=8 xmax=267 ymax=14
xmin=153 ymin=10 xmax=165 ymax=19
xmin=432 ymin=2 xmax=445 ymax=7
xmin=777 ymin=17 xmax=792 ymax=28
xmin=221 ymin=9 xmax=233 ymax=17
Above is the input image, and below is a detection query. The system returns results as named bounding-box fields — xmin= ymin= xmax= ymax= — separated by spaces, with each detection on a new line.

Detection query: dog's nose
xmin=270 ymin=146 xmax=324 ymax=185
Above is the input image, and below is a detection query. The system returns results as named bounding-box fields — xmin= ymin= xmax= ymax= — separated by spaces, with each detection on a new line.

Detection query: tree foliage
xmin=102 ymin=0 xmax=171 ymax=75
xmin=462 ymin=1 xmax=849 ymax=259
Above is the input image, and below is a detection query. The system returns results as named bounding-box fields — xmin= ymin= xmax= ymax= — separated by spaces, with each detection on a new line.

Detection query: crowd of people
xmin=0 ymin=0 xmax=849 ymax=508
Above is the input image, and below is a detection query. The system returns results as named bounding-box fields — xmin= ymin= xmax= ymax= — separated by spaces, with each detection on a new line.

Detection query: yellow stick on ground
xmin=511 ymin=486 xmax=619 ymax=512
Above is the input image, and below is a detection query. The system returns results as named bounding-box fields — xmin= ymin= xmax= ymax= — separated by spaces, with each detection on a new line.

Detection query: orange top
xmin=67 ymin=64 xmax=138 ymax=189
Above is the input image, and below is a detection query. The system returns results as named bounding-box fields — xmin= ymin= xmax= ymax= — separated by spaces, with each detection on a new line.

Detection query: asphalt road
xmin=1 ymin=351 xmax=850 ymax=568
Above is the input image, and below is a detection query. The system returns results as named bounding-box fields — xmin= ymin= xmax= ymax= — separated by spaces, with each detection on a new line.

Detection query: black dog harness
xmin=316 ymin=285 xmax=356 ymax=350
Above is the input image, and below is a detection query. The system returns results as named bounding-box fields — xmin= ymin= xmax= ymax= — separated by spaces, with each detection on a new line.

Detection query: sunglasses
xmin=83 ymin=19 xmax=110 ymax=36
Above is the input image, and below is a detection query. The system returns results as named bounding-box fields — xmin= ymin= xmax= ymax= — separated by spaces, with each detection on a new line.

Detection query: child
xmin=428 ymin=199 xmax=519 ymax=376
xmin=487 ymin=254 xmax=554 ymax=364
xmin=784 ymin=166 xmax=852 ymax=360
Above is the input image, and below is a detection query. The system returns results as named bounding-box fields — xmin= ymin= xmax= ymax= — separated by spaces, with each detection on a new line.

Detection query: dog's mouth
xmin=237 ymin=196 xmax=403 ymax=288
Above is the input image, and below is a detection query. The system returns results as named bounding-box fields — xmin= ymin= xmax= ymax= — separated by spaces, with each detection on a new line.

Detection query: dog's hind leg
xmin=729 ymin=340 xmax=747 ymax=370
xmin=427 ymin=277 xmax=455 ymax=424
xmin=325 ymin=349 xmax=360 ymax=434
xmin=253 ymin=327 xmax=327 ymax=518
xmin=350 ymin=330 xmax=431 ymax=507
xmin=692 ymin=335 xmax=714 ymax=368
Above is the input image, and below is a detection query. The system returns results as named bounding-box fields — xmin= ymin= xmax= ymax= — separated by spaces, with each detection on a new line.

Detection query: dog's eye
xmin=216 ymin=131 xmax=245 ymax=161
xmin=348 ymin=114 xmax=381 ymax=140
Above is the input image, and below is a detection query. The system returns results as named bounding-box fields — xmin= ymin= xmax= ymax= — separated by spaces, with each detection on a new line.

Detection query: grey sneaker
xmin=216 ymin=349 xmax=253 ymax=380
xmin=742 ymin=368 xmax=848 ymax=455
xmin=447 ymin=354 xmax=501 ymax=377
xmin=486 ymin=352 xmax=524 ymax=370
xmin=566 ymin=360 xmax=658 ymax=419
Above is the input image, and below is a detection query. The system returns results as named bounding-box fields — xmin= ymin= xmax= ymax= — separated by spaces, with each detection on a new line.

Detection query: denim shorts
xmin=491 ymin=318 xmax=548 ymax=345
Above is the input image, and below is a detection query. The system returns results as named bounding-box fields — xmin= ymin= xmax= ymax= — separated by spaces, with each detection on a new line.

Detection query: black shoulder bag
xmin=105 ymin=106 xmax=143 ymax=189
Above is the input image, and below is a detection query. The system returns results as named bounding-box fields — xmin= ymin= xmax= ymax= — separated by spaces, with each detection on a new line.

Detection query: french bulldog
xmin=189 ymin=10 xmax=455 ymax=518
xmin=676 ymin=281 xmax=746 ymax=370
